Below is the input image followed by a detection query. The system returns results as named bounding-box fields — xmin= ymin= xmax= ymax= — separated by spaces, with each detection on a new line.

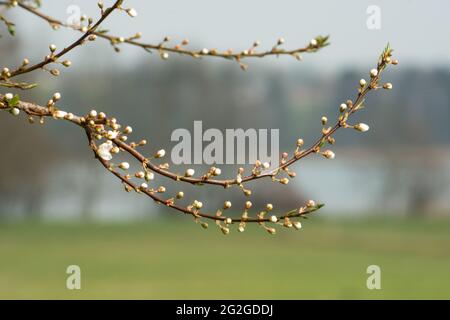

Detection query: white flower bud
xmin=124 ymin=126 xmax=133 ymax=134
xmin=119 ymin=162 xmax=130 ymax=170
xmin=135 ymin=171 xmax=145 ymax=179
xmin=126 ymin=8 xmax=137 ymax=17
xmin=145 ymin=172 xmax=155 ymax=181
xmin=4 ymin=93 xmax=13 ymax=101
xmin=53 ymin=110 xmax=67 ymax=119
xmin=176 ymin=191 xmax=184 ymax=199
xmin=185 ymin=169 xmax=195 ymax=177
xmin=293 ymin=221 xmax=302 ymax=230
xmin=354 ymin=123 xmax=370 ymax=132
xmin=140 ymin=183 xmax=148 ymax=189
xmin=310 ymin=38 xmax=318 ymax=46
xmin=270 ymin=215 xmax=278 ymax=223
xmin=307 ymin=200 xmax=316 ymax=208
xmin=383 ymin=83 xmax=393 ymax=90
xmin=107 ymin=130 xmax=118 ymax=139
xmin=339 ymin=103 xmax=347 ymax=112
xmin=322 ymin=150 xmax=335 ymax=160
xmin=359 ymin=79 xmax=367 ymax=86
xmin=52 ymin=92 xmax=61 ymax=101
xmin=155 ymin=149 xmax=166 ymax=158
xmin=370 ymin=69 xmax=378 ymax=77
xmin=11 ymin=108 xmax=20 ymax=116
xmin=224 ymin=201 xmax=232 ymax=209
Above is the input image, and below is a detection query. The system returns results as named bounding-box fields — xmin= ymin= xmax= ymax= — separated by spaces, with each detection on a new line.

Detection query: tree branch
xmin=0 ymin=93 xmax=321 ymax=234
xmin=12 ymin=0 xmax=329 ymax=70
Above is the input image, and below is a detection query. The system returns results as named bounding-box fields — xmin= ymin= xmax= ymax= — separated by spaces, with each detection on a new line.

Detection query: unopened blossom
xmin=322 ymin=150 xmax=335 ymax=160
xmin=155 ymin=149 xmax=166 ymax=158
xmin=354 ymin=123 xmax=370 ymax=132
xmin=11 ymin=108 xmax=20 ymax=116
xmin=185 ymin=169 xmax=195 ymax=177
xmin=53 ymin=110 xmax=67 ymax=119
xmin=126 ymin=8 xmax=137 ymax=17
xmin=119 ymin=162 xmax=130 ymax=170
xmin=107 ymin=130 xmax=118 ymax=139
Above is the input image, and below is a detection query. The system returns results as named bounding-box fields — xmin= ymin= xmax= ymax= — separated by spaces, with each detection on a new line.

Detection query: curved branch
xmin=91 ymin=45 xmax=397 ymax=196
xmin=4 ymin=0 xmax=123 ymax=79
xmin=13 ymin=0 xmax=329 ymax=69
xmin=0 ymin=93 xmax=321 ymax=234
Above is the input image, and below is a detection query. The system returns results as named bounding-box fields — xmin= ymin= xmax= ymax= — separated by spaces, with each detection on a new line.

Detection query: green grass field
xmin=1 ymin=217 xmax=449 ymax=299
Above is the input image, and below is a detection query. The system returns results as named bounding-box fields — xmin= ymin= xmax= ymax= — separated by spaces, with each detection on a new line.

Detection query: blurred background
xmin=0 ymin=0 xmax=449 ymax=299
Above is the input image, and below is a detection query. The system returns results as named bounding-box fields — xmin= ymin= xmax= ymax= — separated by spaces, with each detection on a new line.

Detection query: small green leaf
xmin=318 ymin=138 xmax=326 ymax=148
xmin=7 ymin=23 xmax=15 ymax=36
xmin=8 ymin=94 xmax=20 ymax=107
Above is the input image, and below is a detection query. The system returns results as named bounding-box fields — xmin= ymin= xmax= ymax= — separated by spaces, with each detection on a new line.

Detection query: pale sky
xmin=8 ymin=0 xmax=450 ymax=72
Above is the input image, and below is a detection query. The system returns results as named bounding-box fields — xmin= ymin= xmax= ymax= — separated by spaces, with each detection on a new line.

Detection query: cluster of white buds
xmin=193 ymin=200 xmax=203 ymax=209
xmin=211 ymin=167 xmax=221 ymax=176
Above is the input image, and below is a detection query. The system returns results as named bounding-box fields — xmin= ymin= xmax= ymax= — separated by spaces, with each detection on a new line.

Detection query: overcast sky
xmin=8 ymin=0 xmax=450 ymax=72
